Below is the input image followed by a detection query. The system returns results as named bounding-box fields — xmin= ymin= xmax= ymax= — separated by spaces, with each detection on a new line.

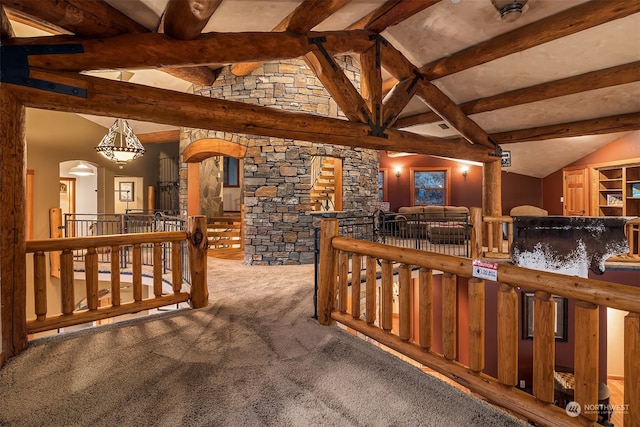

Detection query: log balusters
xmin=338 ymin=250 xmax=348 ymax=313
xmin=442 ymin=272 xmax=457 ymax=361
xmin=418 ymin=267 xmax=433 ymax=350
xmin=574 ymin=301 xmax=599 ymax=423
xmin=365 ymin=256 xmax=376 ymax=325
xmin=110 ymin=246 xmax=121 ymax=307
xmin=351 ymin=254 xmax=362 ymax=319
xmin=398 ymin=263 xmax=411 ymax=341
xmin=317 ymin=219 xmax=338 ymax=325
xmin=497 ymin=283 xmax=518 ymax=387
xmin=33 ymin=252 xmax=47 ymax=321
xmin=533 ymin=291 xmax=555 ymax=404
xmin=624 ymin=312 xmax=639 ymax=426
xmin=381 ymin=259 xmax=393 ymax=333
xmin=468 ymin=277 xmax=484 ymax=374
xmin=60 ymin=249 xmax=75 ymax=315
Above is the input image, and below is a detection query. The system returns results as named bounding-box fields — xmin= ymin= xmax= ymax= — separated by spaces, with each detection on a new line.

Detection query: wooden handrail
xmin=26 ymin=231 xmax=186 ymax=252
xmin=319 ymin=217 xmax=640 ymax=426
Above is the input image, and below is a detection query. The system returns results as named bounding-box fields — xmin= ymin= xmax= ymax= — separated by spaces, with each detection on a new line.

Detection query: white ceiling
xmin=10 ymin=0 xmax=640 ymax=178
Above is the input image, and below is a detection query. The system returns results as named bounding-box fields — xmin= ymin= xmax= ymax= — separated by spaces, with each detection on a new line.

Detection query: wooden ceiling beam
xmin=230 ymin=0 xmax=351 ymax=76
xmin=379 ymin=38 xmax=495 ymax=149
xmin=136 ymin=129 xmax=180 ymax=144
xmin=492 ymin=113 xmax=640 ymax=144
xmin=304 ymin=48 xmax=370 ymax=123
xmin=1 ymin=5 xmax=14 ymax=40
xmin=6 ymin=70 xmax=495 ymax=162
xmin=3 ymin=0 xmax=218 ymax=86
xmin=382 ymin=76 xmax=419 ymax=128
xmin=12 ymin=30 xmax=375 ymax=72
xmin=359 ymin=45 xmax=383 ymax=128
xmin=0 ymin=0 xmax=149 ymax=37
xmin=347 ymin=0 xmax=438 ymax=32
xmin=421 ymin=0 xmax=640 ymax=80
xmin=163 ymin=0 xmax=222 ymax=40
xmin=395 ymin=61 xmax=640 ymax=129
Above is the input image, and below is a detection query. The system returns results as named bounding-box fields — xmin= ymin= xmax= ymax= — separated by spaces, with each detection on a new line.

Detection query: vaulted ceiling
xmin=2 ymin=0 xmax=639 ymax=177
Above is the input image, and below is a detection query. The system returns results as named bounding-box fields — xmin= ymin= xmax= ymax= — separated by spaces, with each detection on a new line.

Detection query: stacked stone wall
xmin=180 ymin=58 xmax=379 ymax=265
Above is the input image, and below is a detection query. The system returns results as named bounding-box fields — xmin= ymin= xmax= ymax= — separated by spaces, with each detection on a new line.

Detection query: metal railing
xmin=62 ymin=212 xmax=190 ymax=284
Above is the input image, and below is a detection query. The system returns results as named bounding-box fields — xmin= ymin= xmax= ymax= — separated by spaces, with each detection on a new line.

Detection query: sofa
xmin=395 ymin=206 xmax=470 ymax=244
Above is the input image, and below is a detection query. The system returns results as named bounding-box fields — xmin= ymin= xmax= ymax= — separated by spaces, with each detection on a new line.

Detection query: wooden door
xmin=563 ymin=168 xmax=589 ymax=216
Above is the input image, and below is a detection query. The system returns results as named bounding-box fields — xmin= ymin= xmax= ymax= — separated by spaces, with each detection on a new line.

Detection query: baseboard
xmin=607 ymin=374 xmax=624 ymax=381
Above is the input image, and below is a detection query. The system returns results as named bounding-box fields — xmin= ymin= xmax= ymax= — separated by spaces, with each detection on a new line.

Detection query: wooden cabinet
xmin=594 ymin=163 xmax=640 ymax=217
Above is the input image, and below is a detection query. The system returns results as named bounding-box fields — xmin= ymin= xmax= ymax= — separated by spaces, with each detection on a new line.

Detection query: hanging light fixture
xmin=68 ymin=162 xmax=95 ymax=176
xmin=95 ymin=118 xmax=145 ymax=166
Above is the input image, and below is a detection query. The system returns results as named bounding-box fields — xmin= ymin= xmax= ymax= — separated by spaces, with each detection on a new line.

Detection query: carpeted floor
xmin=0 ymin=258 xmax=528 ymax=427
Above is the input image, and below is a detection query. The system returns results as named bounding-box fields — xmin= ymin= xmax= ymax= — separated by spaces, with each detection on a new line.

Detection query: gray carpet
xmin=0 ymin=258 xmax=528 ymax=427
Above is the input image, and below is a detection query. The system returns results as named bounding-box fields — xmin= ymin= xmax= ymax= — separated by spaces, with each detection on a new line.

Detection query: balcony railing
xmin=317 ymin=215 xmax=639 ymax=427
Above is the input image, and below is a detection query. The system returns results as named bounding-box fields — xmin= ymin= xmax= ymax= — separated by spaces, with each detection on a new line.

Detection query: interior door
xmin=563 ymin=168 xmax=589 ymax=216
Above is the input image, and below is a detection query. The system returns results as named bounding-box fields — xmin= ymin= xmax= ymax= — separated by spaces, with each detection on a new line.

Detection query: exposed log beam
xmin=0 ymin=0 xmax=149 ymax=37
xmin=422 ymin=0 xmax=640 ymax=80
xmin=359 ymin=45 xmax=383 ymax=128
xmin=8 ymin=70 xmax=495 ymax=162
xmin=382 ymin=75 xmax=419 ymax=128
xmin=379 ymin=38 xmax=494 ymax=149
xmin=137 ymin=129 xmax=180 ymax=144
xmin=160 ymin=65 xmax=220 ymax=87
xmin=230 ymin=0 xmax=351 ymax=76
xmin=492 ymin=113 xmax=640 ymax=144
xmin=11 ymin=30 xmax=375 ymax=72
xmin=395 ymin=61 xmax=640 ymax=129
xmin=304 ymin=48 xmax=370 ymax=123
xmin=1 ymin=4 xmax=14 ymax=40
xmin=347 ymin=0 xmax=438 ymax=32
xmin=163 ymin=0 xmax=222 ymax=40
xmin=3 ymin=0 xmax=218 ymax=86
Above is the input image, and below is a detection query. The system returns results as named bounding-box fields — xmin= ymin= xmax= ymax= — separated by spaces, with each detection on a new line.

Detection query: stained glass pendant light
xmin=95 ymin=118 xmax=145 ymax=166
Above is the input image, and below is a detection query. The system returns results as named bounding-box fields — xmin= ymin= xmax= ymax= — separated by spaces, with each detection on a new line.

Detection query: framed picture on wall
xmin=522 ymin=292 xmax=568 ymax=342
xmin=119 ymin=181 xmax=134 ymax=202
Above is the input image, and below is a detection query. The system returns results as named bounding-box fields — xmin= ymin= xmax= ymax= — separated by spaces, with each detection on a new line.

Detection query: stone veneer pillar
xmin=180 ymin=58 xmax=379 ymax=265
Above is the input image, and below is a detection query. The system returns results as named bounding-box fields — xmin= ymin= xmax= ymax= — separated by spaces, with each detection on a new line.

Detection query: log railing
xmin=318 ymin=218 xmax=640 ymax=427
xmin=25 ymin=216 xmax=209 ymax=335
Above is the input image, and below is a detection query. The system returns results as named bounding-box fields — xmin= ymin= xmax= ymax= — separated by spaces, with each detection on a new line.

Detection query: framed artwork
xmin=632 ymin=183 xmax=640 ymax=198
xmin=522 ymin=292 xmax=568 ymax=342
xmin=119 ymin=181 xmax=134 ymax=202
xmin=606 ymin=193 xmax=623 ymax=206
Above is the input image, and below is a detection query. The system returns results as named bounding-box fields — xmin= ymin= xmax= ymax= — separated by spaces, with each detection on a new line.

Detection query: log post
xmin=418 ymin=267 xmax=433 ymax=350
xmin=60 ymin=249 xmax=75 ymax=315
xmin=442 ymin=273 xmax=457 ymax=361
xmin=0 ymin=88 xmax=27 ymax=358
xmin=153 ymin=242 xmax=163 ymax=297
xmin=533 ymin=291 xmax=555 ymax=404
xmin=399 ymin=263 xmax=411 ymax=341
xmin=351 ymin=254 xmax=361 ymax=319
xmin=574 ymin=301 xmax=599 ymax=423
xmin=497 ymin=283 xmax=518 ymax=387
xmin=469 ymin=207 xmax=483 ymax=260
xmin=318 ymin=219 xmax=338 ymax=325
xmin=365 ymin=256 xmax=376 ymax=325
xmin=188 ymin=215 xmax=209 ymax=309
xmin=34 ymin=252 xmax=47 ymax=321
xmin=172 ymin=240 xmax=182 ymax=293
xmin=482 ymin=159 xmax=502 ymax=249
xmin=110 ymin=246 xmax=121 ymax=307
xmin=468 ymin=277 xmax=485 ymax=373
xmin=381 ymin=259 xmax=393 ymax=333
xmin=624 ymin=312 xmax=639 ymax=426
xmin=338 ymin=250 xmax=348 ymax=313
xmin=85 ymin=247 xmax=99 ymax=310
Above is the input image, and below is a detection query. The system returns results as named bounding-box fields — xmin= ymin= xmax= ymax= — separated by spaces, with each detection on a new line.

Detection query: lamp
xmin=461 ymin=166 xmax=468 ymax=179
xmin=491 ymin=0 xmax=528 ymax=22
xmin=95 ymin=118 xmax=145 ymax=167
xmin=395 ymin=167 xmax=402 ymax=177
xmin=68 ymin=162 xmax=95 ymax=177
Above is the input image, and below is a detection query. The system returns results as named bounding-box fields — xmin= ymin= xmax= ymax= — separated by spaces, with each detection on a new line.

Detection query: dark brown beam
xmin=420 ymin=0 xmax=640 ymax=80
xmin=347 ymin=0 xmax=439 ymax=32
xmin=359 ymin=45 xmax=383 ymax=127
xmin=230 ymin=0 xmax=351 ymax=76
xmin=382 ymin=76 xmax=419 ymax=128
xmin=304 ymin=49 xmax=370 ymax=122
xmin=12 ymin=30 xmax=375 ymax=72
xmin=137 ymin=129 xmax=180 ymax=144
xmin=9 ymin=70 xmax=495 ymax=162
xmin=163 ymin=0 xmax=222 ymax=40
xmin=379 ymin=39 xmax=494 ymax=149
xmin=161 ymin=66 xmax=220 ymax=87
xmin=0 ymin=0 xmax=149 ymax=36
xmin=395 ymin=62 xmax=640 ymax=129
xmin=1 ymin=4 xmax=13 ymax=40
xmin=492 ymin=113 xmax=640 ymax=144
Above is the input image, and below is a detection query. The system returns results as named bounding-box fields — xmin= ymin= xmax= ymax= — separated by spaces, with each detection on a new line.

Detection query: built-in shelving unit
xmin=594 ymin=163 xmax=640 ymax=217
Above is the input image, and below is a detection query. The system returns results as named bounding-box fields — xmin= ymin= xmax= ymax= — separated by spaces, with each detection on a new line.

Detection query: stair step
xmin=311 ymin=189 xmax=334 ymax=194
xmin=321 ymin=166 xmax=334 ymax=172
xmin=311 ymin=196 xmax=332 ymax=201
xmin=314 ymin=183 xmax=334 ymax=189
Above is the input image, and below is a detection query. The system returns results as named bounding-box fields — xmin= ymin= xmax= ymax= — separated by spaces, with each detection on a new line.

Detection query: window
xmin=223 ymin=157 xmax=239 ymax=187
xmin=378 ymin=169 xmax=388 ymax=201
xmin=410 ymin=168 xmax=450 ymax=206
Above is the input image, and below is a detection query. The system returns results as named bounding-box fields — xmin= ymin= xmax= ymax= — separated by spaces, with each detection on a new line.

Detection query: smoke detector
xmin=491 ymin=0 xmax=529 ymax=22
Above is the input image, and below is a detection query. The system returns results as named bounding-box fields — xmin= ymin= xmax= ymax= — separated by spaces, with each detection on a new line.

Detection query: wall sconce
xmin=395 ymin=167 xmax=402 ymax=178
xmin=461 ymin=166 xmax=469 ymax=179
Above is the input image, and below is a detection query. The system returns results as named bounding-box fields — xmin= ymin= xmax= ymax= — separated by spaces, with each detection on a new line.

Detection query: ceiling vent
xmin=491 ymin=0 xmax=528 ymax=22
